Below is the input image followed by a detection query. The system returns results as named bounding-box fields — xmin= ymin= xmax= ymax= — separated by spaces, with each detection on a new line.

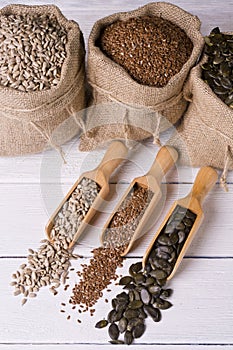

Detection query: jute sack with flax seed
xmin=79 ymin=2 xmax=204 ymax=152
xmin=0 ymin=4 xmax=86 ymax=157
xmin=169 ymin=55 xmax=233 ymax=189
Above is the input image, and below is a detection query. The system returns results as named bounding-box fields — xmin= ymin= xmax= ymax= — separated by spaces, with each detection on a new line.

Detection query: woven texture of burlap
xmin=169 ymin=55 xmax=233 ymax=172
xmin=79 ymin=1 xmax=204 ymax=152
xmin=0 ymin=4 xmax=86 ymax=156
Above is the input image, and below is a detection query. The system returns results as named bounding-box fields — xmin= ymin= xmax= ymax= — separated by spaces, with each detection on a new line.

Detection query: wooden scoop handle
xmin=97 ymin=141 xmax=128 ymax=182
xmin=190 ymin=166 xmax=218 ymax=204
xmin=146 ymin=146 xmax=178 ymax=182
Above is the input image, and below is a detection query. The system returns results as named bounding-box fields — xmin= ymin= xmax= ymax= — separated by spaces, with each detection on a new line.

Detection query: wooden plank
xmin=1 ymin=346 xmax=233 ymax=350
xmin=0 ymin=183 xmax=232 ymax=257
xmin=1 ymin=0 xmax=231 ymax=37
xmin=0 ymin=138 xmax=232 ymax=184
xmin=1 ymin=258 xmax=233 ymax=344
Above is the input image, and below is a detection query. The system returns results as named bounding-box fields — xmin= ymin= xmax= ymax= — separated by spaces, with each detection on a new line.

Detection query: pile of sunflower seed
xmin=0 ymin=12 xmax=67 ymax=92
xmin=11 ymin=238 xmax=79 ymax=305
xmin=11 ymin=177 xmax=100 ymax=305
xmin=96 ymin=205 xmax=197 ymax=345
xmin=202 ymin=27 xmax=233 ymax=107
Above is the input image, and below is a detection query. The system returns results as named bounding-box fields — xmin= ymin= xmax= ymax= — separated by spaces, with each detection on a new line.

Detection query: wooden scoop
xmin=45 ymin=141 xmax=128 ymax=249
xmin=142 ymin=166 xmax=218 ymax=280
xmin=101 ymin=146 xmax=178 ymax=256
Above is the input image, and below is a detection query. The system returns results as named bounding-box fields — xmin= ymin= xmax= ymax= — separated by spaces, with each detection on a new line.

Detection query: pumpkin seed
xmin=109 ymin=340 xmax=124 ymax=344
xmin=161 ymin=288 xmax=173 ymax=298
xmin=109 ymin=323 xmax=119 ymax=340
xmin=129 ymin=262 xmax=142 ymax=276
xmin=140 ymin=288 xmax=151 ymax=305
xmin=124 ymin=330 xmax=133 ymax=345
xmin=128 ymin=300 xmax=143 ymax=309
xmin=118 ymin=317 xmax=128 ymax=333
xmin=119 ymin=276 xmax=133 ymax=285
xmin=149 ymin=269 xmax=167 ymax=280
xmin=95 ymin=320 xmax=108 ymax=329
xmin=133 ymin=323 xmax=145 ymax=338
xmin=124 ymin=308 xmax=140 ymax=319
xmin=153 ymin=298 xmax=173 ymax=310
xmin=144 ymin=305 xmax=161 ymax=322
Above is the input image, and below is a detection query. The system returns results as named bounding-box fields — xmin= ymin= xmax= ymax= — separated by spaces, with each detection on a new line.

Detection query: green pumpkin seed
xmin=157 ymin=234 xmax=175 ymax=246
xmin=164 ymin=224 xmax=174 ymax=234
xmin=148 ymin=284 xmax=161 ymax=295
xmin=119 ymin=276 xmax=133 ymax=285
xmin=161 ymin=288 xmax=173 ymax=298
xmin=205 ymin=36 xmax=213 ymax=46
xmin=134 ymin=273 xmax=145 ymax=284
xmin=108 ymin=310 xmax=118 ymax=323
xmin=177 ymin=231 xmax=186 ymax=244
xmin=108 ymin=323 xmax=119 ymax=340
xmin=169 ymin=232 xmax=179 ymax=245
xmin=144 ymin=305 xmax=161 ymax=322
xmin=124 ymin=330 xmax=134 ymax=345
xmin=129 ymin=262 xmax=142 ymax=276
xmin=129 ymin=300 xmax=143 ymax=309
xmin=118 ymin=317 xmax=128 ymax=333
xmin=127 ymin=317 xmax=143 ymax=331
xmin=124 ymin=308 xmax=140 ymax=319
xmin=149 ymin=269 xmax=167 ymax=280
xmin=183 ymin=218 xmax=193 ymax=227
xmin=133 ymin=323 xmax=145 ymax=338
xmin=95 ymin=319 xmax=108 ymax=328
xmin=109 ymin=340 xmax=124 ymax=344
xmin=153 ymin=298 xmax=173 ymax=310
xmin=144 ymin=276 xmax=156 ymax=286
xmin=128 ymin=290 xmax=135 ymax=302
xmin=112 ymin=298 xmax=117 ymax=309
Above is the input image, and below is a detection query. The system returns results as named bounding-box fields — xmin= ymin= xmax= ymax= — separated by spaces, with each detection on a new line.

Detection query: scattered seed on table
xmin=96 ymin=205 xmax=197 ymax=345
xmin=11 ymin=177 xmax=100 ymax=304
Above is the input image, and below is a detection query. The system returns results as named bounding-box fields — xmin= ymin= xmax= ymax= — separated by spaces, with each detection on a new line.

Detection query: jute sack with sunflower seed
xmin=79 ymin=2 xmax=204 ymax=152
xmin=0 ymin=4 xmax=86 ymax=157
xmin=169 ymin=54 xmax=233 ymax=189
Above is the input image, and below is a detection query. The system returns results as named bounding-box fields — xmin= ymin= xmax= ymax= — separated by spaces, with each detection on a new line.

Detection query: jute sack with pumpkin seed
xmin=169 ymin=54 xmax=233 ymax=189
xmin=79 ymin=2 xmax=204 ymax=152
xmin=0 ymin=4 xmax=85 ymax=157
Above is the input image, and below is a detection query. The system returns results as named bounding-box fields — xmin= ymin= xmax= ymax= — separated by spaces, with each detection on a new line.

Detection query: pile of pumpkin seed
xmin=95 ymin=205 xmax=197 ymax=345
xmin=202 ymin=27 xmax=233 ymax=107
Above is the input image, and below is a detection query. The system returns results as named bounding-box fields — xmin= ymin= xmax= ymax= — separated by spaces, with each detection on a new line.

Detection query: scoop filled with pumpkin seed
xmin=202 ymin=27 xmax=233 ymax=107
xmin=95 ymin=167 xmax=218 ymax=345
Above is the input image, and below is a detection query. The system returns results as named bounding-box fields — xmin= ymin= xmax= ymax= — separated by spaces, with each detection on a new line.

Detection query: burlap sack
xmin=0 ymin=4 xmax=86 ymax=157
xmin=79 ymin=2 xmax=204 ymax=152
xmin=169 ymin=55 xmax=233 ymax=188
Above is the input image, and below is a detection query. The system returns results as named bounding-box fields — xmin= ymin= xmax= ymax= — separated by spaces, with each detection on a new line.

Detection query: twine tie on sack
xmin=30 ymin=121 xmax=67 ymax=164
xmin=66 ymin=104 xmax=86 ymax=134
xmin=73 ymin=113 xmax=86 ymax=133
xmin=220 ymin=145 xmax=233 ymax=192
xmin=89 ymin=81 xmax=184 ymax=112
xmin=123 ymin=110 xmax=132 ymax=149
xmin=152 ymin=113 xmax=162 ymax=146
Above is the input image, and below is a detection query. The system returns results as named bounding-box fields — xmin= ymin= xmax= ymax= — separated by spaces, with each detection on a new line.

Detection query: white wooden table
xmin=0 ymin=1 xmax=233 ymax=350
